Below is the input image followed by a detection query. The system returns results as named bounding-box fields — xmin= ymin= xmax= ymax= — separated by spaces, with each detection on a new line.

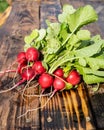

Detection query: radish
xmin=49 ymin=77 xmax=66 ymax=97
xmin=38 ymin=73 xmax=53 ymax=92
xmin=0 ymin=51 xmax=27 ymax=76
xmin=21 ymin=67 xmax=35 ymax=81
xmin=66 ymin=70 xmax=81 ymax=85
xmin=32 ymin=61 xmax=46 ymax=75
xmin=17 ymin=52 xmax=27 ymax=64
xmin=26 ymin=47 xmax=40 ymax=62
xmin=53 ymin=68 xmax=64 ymax=77
xmin=53 ymin=77 xmax=65 ymax=91
xmin=17 ymin=62 xmax=27 ymax=74
xmin=0 ymin=61 xmax=27 ymax=77
xmin=0 ymin=67 xmax=36 ymax=94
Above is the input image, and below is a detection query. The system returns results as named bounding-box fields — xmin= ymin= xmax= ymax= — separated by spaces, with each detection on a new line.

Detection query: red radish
xmin=17 ymin=52 xmax=27 ymax=64
xmin=66 ymin=70 xmax=81 ymax=85
xmin=0 ymin=52 xmax=27 ymax=76
xmin=38 ymin=73 xmax=53 ymax=92
xmin=49 ymin=77 xmax=65 ymax=97
xmin=32 ymin=61 xmax=46 ymax=74
xmin=26 ymin=47 xmax=39 ymax=62
xmin=53 ymin=77 xmax=65 ymax=91
xmin=0 ymin=61 xmax=27 ymax=76
xmin=0 ymin=67 xmax=36 ymax=94
xmin=53 ymin=68 xmax=64 ymax=77
xmin=17 ymin=63 xmax=27 ymax=74
xmin=21 ymin=67 xmax=35 ymax=81
xmin=0 ymin=48 xmax=39 ymax=77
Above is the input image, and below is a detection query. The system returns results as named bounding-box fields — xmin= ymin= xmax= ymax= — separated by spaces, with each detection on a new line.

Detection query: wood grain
xmin=39 ymin=1 xmax=96 ymax=129
xmin=0 ymin=1 xmax=40 ymax=130
xmin=0 ymin=6 xmax=12 ymax=27
xmin=0 ymin=0 xmax=104 ymax=129
xmin=40 ymin=0 xmax=62 ymax=28
xmin=40 ymin=85 xmax=95 ymax=130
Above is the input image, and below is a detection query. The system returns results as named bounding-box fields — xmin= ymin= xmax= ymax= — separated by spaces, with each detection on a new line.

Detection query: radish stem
xmin=21 ymin=76 xmax=36 ymax=101
xmin=0 ymin=79 xmax=26 ymax=94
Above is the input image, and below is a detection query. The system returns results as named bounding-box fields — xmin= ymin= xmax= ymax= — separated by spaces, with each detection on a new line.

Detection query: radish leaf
xmin=68 ymin=5 xmax=98 ymax=32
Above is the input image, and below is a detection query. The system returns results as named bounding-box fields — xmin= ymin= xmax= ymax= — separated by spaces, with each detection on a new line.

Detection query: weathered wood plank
xmin=40 ymin=85 xmax=95 ymax=130
xmin=0 ymin=6 xmax=12 ymax=27
xmin=0 ymin=0 xmax=104 ymax=129
xmin=77 ymin=84 xmax=95 ymax=130
xmin=15 ymin=82 xmax=40 ymax=130
xmin=60 ymin=0 xmax=85 ymax=8
xmin=0 ymin=0 xmax=40 ymax=70
xmin=40 ymin=0 xmax=62 ymax=28
xmin=60 ymin=1 xmax=104 ymax=129
xmin=87 ymin=84 xmax=104 ymax=129
xmin=0 ymin=0 xmax=40 ymax=130
xmin=40 ymin=0 xmax=96 ymax=130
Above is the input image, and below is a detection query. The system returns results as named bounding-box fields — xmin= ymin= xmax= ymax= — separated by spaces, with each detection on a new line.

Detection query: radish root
xmin=0 ymin=79 xmax=25 ymax=94
xmin=17 ymin=87 xmax=56 ymax=119
xmin=21 ymin=76 xmax=37 ymax=101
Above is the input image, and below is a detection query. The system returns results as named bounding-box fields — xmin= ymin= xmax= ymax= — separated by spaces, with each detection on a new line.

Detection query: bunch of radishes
xmin=0 ymin=47 xmax=81 ymax=118
xmin=0 ymin=47 xmax=81 ymax=96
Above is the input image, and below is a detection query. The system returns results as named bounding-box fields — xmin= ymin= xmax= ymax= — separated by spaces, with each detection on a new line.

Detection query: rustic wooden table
xmin=0 ymin=0 xmax=104 ymax=130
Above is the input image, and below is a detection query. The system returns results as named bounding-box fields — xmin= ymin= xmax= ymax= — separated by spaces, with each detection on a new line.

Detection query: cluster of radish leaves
xmin=24 ymin=4 xmax=104 ymax=87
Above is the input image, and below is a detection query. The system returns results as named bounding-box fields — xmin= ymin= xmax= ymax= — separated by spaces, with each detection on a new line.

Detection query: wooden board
xmin=40 ymin=84 xmax=95 ymax=130
xmin=39 ymin=0 xmax=97 ymax=130
xmin=40 ymin=0 xmax=62 ymax=28
xmin=60 ymin=0 xmax=104 ymax=129
xmin=0 ymin=0 xmax=40 ymax=130
xmin=87 ymin=84 xmax=104 ymax=129
xmin=0 ymin=0 xmax=104 ymax=130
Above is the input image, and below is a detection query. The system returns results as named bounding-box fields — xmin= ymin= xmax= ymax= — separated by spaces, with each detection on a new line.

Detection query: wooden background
xmin=0 ymin=0 xmax=104 ymax=130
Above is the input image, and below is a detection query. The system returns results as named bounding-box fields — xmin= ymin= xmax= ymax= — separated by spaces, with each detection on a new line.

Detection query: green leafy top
xmin=68 ymin=5 xmax=98 ymax=32
xmin=24 ymin=4 xmax=104 ymax=85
